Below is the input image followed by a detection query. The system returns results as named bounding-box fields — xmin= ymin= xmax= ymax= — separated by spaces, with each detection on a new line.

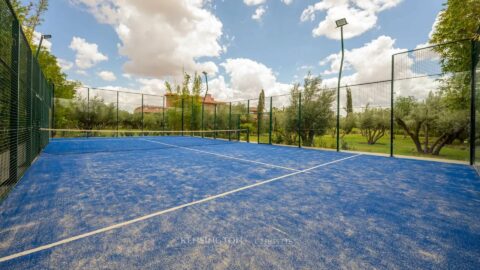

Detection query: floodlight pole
xmin=35 ymin=34 xmax=51 ymax=59
xmin=202 ymin=71 xmax=209 ymax=137
xmin=336 ymin=23 xmax=346 ymax=152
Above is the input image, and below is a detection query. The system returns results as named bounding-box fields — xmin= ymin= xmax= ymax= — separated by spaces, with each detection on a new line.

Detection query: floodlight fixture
xmin=335 ymin=18 xmax=348 ymax=28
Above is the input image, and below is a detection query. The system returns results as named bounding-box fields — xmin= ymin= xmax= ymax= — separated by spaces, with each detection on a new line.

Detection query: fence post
xmin=390 ymin=55 xmax=395 ymax=158
xmin=181 ymin=97 xmax=184 ymax=136
xmin=229 ymin=102 xmax=232 ymax=141
xmin=201 ymin=100 xmax=204 ymax=137
xmin=269 ymin=96 xmax=273 ymax=145
xmin=470 ymin=37 xmax=479 ymax=166
xmin=8 ymin=18 xmax=20 ymax=185
xmin=191 ymin=96 xmax=194 ymax=136
xmin=214 ymin=104 xmax=217 ymax=139
xmin=162 ymin=96 xmax=166 ymax=132
xmin=247 ymin=99 xmax=250 ymax=143
xmin=116 ymin=91 xmax=119 ymax=137
xmin=86 ymin=87 xmax=90 ymax=138
xmin=257 ymin=109 xmax=260 ymax=144
xmin=298 ymin=92 xmax=302 ymax=148
xmin=26 ymin=48 xmax=32 ymax=164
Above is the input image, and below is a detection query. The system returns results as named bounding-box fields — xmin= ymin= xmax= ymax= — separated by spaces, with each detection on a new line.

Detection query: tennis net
xmin=40 ymin=128 xmax=248 ymax=155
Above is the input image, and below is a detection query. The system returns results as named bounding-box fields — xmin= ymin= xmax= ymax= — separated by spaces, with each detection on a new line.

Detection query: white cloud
xmin=32 ymin=31 xmax=52 ymax=51
xmin=244 ymin=0 xmax=266 ymax=6
xmin=75 ymin=70 xmax=88 ymax=76
xmin=98 ymin=70 xmax=117 ymax=81
xmin=221 ymin=58 xmax=291 ymax=100
xmin=252 ymin=6 xmax=266 ymax=21
xmin=137 ymin=78 xmax=166 ymax=95
xmin=69 ymin=37 xmax=108 ymax=69
xmin=72 ymin=0 xmax=223 ymax=78
xmin=281 ymin=0 xmax=293 ymax=5
xmin=320 ymin=35 xmax=439 ymax=107
xmin=57 ymin=58 xmax=73 ymax=71
xmin=123 ymin=73 xmax=132 ymax=79
xmin=301 ymin=0 xmax=403 ymax=39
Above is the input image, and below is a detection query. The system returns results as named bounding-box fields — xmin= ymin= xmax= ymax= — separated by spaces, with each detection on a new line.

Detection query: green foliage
xmin=395 ymin=93 xmax=469 ymax=155
xmin=430 ymin=0 xmax=479 ymax=74
xmin=284 ymin=73 xmax=336 ymax=147
xmin=258 ymin=89 xmax=265 ymax=114
xmin=359 ymin=106 xmax=389 ymax=145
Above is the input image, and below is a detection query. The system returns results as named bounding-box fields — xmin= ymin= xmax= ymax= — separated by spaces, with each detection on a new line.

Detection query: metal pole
xmin=247 ymin=100 xmax=250 ymax=143
xmin=87 ymin=87 xmax=90 ymax=138
xmin=298 ymin=92 xmax=302 ymax=148
xmin=181 ymin=98 xmax=184 ymax=136
xmin=229 ymin=102 xmax=232 ymax=141
xmin=390 ymin=55 xmax=395 ymax=158
xmin=336 ymin=26 xmax=345 ymax=152
xmin=116 ymin=91 xmax=119 ymax=137
xmin=191 ymin=96 xmax=194 ymax=136
xmin=202 ymin=72 xmax=209 ymax=138
xmin=162 ymin=96 xmax=165 ymax=132
xmin=269 ymin=96 xmax=273 ymax=144
xmin=8 ymin=18 xmax=20 ymax=184
xmin=214 ymin=104 xmax=217 ymax=139
xmin=257 ymin=108 xmax=260 ymax=144
xmin=141 ymin=94 xmax=144 ymax=135
xmin=470 ymin=38 xmax=479 ymax=165
xmin=52 ymin=84 xmax=55 ymax=130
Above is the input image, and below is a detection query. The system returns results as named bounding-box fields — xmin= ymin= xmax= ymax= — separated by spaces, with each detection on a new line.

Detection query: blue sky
xmin=35 ymin=0 xmax=444 ymax=100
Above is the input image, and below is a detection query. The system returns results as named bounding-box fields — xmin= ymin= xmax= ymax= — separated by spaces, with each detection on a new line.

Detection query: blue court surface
xmin=0 ymin=136 xmax=479 ymax=269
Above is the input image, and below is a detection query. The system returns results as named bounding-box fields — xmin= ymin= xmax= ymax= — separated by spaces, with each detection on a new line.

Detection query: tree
xmin=258 ymin=89 xmax=265 ymax=114
xmin=284 ymin=73 xmax=336 ymax=146
xmin=395 ymin=94 xmax=468 ymax=155
xmin=341 ymin=87 xmax=355 ymax=138
xmin=430 ymin=0 xmax=480 ymax=74
xmin=359 ymin=105 xmax=389 ymax=145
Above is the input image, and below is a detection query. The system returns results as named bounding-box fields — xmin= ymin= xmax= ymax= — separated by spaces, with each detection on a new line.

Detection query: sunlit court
xmin=1 ymin=0 xmax=479 ymax=269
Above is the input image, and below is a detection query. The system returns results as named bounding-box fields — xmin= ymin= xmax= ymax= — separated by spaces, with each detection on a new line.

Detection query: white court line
xmin=141 ymin=139 xmax=300 ymax=172
xmin=0 ymin=154 xmax=360 ymax=263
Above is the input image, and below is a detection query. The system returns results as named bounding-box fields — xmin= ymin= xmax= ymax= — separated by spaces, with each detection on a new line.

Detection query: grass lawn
xmin=245 ymin=131 xmax=469 ymax=162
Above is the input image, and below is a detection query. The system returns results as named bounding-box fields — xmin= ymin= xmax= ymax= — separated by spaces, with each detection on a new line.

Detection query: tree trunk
xmin=395 ymin=118 xmax=424 ymax=153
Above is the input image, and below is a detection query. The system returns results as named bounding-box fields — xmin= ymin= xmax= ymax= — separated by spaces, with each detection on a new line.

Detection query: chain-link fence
xmin=1 ymin=0 xmax=53 ymax=200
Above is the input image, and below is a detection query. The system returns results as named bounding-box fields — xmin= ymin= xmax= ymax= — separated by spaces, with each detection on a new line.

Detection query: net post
xmin=470 ymin=38 xmax=478 ymax=166
xmin=390 ymin=54 xmax=395 ymax=158
xmin=181 ymin=97 xmax=184 ymax=136
xmin=269 ymin=96 xmax=273 ymax=144
xmin=141 ymin=94 xmax=144 ymax=135
xmin=229 ymin=102 xmax=232 ymax=141
xmin=8 ymin=17 xmax=20 ymax=185
xmin=298 ymin=92 xmax=301 ymax=148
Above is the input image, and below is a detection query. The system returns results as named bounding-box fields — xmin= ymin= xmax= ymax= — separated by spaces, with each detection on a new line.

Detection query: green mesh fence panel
xmin=1 ymin=0 xmax=53 ymax=200
xmin=143 ymin=94 xmax=164 ymax=131
xmin=339 ymin=81 xmax=391 ymax=154
xmin=393 ymin=40 xmax=472 ymax=162
xmin=474 ymin=38 xmax=480 ymax=170
xmin=271 ymin=94 xmax=295 ymax=146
